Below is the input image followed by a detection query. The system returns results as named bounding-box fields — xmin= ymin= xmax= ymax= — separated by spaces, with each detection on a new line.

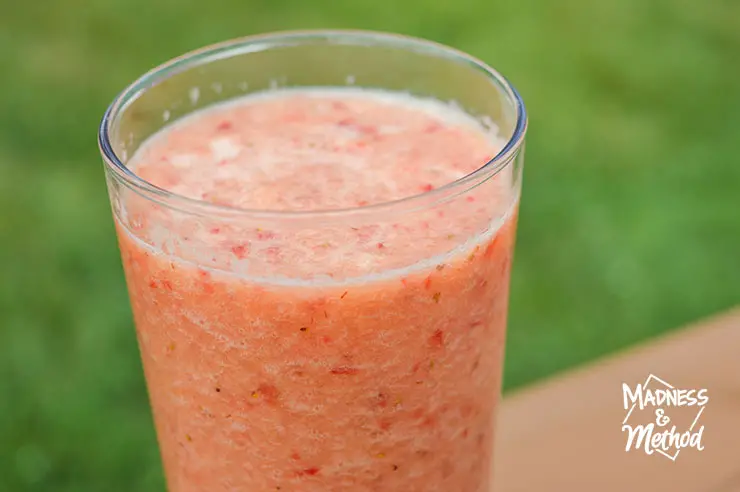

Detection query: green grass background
xmin=1 ymin=0 xmax=738 ymax=490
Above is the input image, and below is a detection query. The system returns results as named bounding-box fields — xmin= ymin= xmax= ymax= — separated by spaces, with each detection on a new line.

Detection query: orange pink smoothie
xmin=115 ymin=88 xmax=519 ymax=492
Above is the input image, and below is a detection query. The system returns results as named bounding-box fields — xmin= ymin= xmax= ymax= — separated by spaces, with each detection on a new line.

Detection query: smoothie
xmin=115 ymin=88 xmax=519 ymax=492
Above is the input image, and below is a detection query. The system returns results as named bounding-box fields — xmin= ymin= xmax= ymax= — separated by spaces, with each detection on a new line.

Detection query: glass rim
xmin=98 ymin=29 xmax=527 ymax=220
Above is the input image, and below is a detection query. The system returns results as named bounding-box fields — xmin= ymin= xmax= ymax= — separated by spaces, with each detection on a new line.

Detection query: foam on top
xmin=120 ymin=88 xmax=516 ymax=282
xmin=129 ymin=87 xmax=506 ymax=211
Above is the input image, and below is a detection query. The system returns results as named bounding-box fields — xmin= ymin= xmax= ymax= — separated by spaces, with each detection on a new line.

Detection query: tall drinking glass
xmin=98 ymin=30 xmax=526 ymax=492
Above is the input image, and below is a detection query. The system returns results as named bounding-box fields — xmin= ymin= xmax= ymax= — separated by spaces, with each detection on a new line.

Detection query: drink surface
xmin=116 ymin=87 xmax=519 ymax=491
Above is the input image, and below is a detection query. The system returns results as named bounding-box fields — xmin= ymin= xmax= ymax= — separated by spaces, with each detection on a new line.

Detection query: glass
xmin=98 ymin=30 xmax=526 ymax=492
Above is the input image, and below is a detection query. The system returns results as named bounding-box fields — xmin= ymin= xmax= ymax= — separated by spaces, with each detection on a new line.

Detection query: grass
xmin=1 ymin=0 xmax=738 ymax=490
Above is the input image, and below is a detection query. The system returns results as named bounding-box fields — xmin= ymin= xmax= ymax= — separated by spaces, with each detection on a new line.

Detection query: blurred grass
xmin=0 ymin=0 xmax=738 ymax=490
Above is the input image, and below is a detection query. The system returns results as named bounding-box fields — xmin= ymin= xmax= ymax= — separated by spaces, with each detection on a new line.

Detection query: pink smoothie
xmin=115 ymin=88 xmax=519 ymax=492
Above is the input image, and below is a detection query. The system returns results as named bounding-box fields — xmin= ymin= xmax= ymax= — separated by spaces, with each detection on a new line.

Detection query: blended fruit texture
xmin=114 ymin=88 xmax=519 ymax=492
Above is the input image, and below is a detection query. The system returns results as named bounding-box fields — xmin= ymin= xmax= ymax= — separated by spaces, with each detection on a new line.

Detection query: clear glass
xmin=99 ymin=30 xmax=526 ymax=492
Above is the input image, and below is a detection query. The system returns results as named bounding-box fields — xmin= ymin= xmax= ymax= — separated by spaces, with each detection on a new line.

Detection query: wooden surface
xmin=494 ymin=308 xmax=740 ymax=492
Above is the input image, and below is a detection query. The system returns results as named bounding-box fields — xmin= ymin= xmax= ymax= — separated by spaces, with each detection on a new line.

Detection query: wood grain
xmin=494 ymin=308 xmax=740 ymax=492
